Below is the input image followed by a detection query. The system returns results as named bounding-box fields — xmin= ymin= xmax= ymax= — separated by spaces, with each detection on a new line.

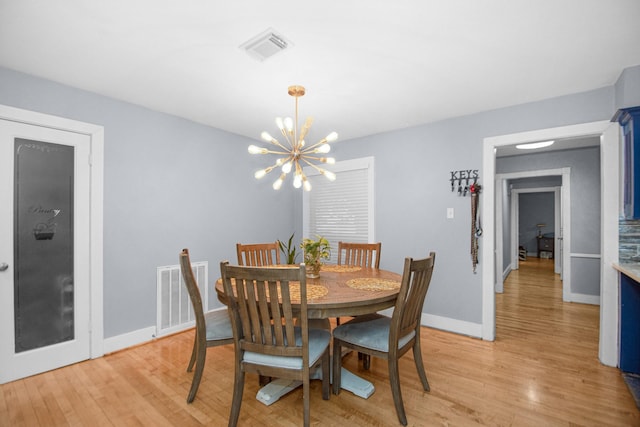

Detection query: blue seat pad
xmin=204 ymin=310 xmax=233 ymax=340
xmin=332 ymin=314 xmax=415 ymax=352
xmin=243 ymin=327 xmax=331 ymax=369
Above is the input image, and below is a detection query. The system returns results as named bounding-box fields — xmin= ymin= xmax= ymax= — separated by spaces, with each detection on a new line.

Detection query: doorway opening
xmin=495 ymin=169 xmax=569 ymax=297
xmin=481 ymin=120 xmax=620 ymax=367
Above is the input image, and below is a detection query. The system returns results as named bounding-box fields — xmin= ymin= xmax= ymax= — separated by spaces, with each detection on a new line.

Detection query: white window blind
xmin=303 ymin=157 xmax=374 ymax=264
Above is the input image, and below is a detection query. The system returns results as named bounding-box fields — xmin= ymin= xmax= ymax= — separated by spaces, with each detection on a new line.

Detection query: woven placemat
xmin=278 ymin=284 xmax=328 ymax=301
xmin=321 ymin=265 xmax=362 ymax=273
xmin=346 ymin=278 xmax=401 ymax=291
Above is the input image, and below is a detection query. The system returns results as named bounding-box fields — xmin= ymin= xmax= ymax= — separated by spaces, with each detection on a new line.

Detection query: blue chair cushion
xmin=243 ymin=328 xmax=331 ymax=369
xmin=332 ymin=314 xmax=415 ymax=352
xmin=204 ymin=309 xmax=234 ymax=340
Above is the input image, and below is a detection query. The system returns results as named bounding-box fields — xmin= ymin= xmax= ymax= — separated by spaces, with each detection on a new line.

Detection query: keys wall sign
xmin=450 ymin=169 xmax=479 ymax=196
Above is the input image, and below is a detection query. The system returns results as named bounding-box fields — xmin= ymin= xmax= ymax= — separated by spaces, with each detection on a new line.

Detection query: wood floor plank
xmin=0 ymin=258 xmax=638 ymax=426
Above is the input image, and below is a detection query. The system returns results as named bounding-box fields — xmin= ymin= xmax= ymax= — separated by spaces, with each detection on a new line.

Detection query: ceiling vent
xmin=240 ymin=28 xmax=292 ymax=61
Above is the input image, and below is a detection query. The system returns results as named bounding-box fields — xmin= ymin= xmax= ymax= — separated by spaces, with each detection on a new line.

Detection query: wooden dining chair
xmin=236 ymin=241 xmax=283 ymax=385
xmin=336 ymin=242 xmax=382 ymax=326
xmin=332 ymin=253 xmax=436 ymax=426
xmin=219 ymin=261 xmax=331 ymax=427
xmin=236 ymin=241 xmax=281 ymax=266
xmin=337 ymin=241 xmax=382 ymax=269
xmin=180 ymin=249 xmax=234 ymax=403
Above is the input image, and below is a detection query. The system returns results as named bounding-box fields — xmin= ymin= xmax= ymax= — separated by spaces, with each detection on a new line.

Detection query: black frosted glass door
xmin=14 ymin=138 xmax=74 ymax=352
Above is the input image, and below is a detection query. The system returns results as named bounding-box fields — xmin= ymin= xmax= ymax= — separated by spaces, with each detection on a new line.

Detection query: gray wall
xmin=616 ymin=66 xmax=640 ymax=109
xmin=329 ymin=90 xmax=613 ymax=324
xmin=1 ymin=64 xmax=637 ymax=336
xmin=0 ymin=67 xmax=295 ymax=338
xmin=519 ymin=192 xmax=555 ymax=255
xmin=498 ymin=147 xmax=601 ymax=252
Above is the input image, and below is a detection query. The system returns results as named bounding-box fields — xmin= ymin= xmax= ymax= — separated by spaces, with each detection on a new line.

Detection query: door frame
xmin=495 ymin=170 xmax=568 ymax=295
xmin=0 ymin=104 xmax=104 ymax=359
xmin=482 ymin=120 xmax=619 ymax=367
xmin=511 ymin=186 xmax=563 ymax=275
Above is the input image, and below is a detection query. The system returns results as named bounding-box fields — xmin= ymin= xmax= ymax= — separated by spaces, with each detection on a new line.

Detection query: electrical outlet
xmin=447 ymin=208 xmax=454 ymax=219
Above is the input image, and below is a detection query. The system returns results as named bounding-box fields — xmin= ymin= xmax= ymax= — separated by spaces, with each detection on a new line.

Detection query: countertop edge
xmin=613 ymin=263 xmax=640 ymax=282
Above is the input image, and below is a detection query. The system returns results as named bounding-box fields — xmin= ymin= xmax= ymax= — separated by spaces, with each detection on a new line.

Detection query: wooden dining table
xmin=214 ymin=264 xmax=401 ymax=318
xmin=214 ymin=264 xmax=402 ymax=404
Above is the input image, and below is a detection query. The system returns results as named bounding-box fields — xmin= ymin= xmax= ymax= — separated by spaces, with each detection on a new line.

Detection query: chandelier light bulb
xmin=284 ymin=117 xmax=294 ymax=132
xmin=303 ymin=177 xmax=312 ymax=192
xmin=254 ymin=169 xmax=267 ymax=179
xmin=323 ymin=170 xmax=337 ymax=181
xmin=273 ymin=174 xmax=285 ymax=190
xmin=321 ymin=157 xmax=336 ymax=165
xmin=282 ymin=161 xmax=292 ymax=174
xmin=325 ymin=132 xmax=338 ymax=142
xmin=275 ymin=117 xmax=284 ymax=130
xmin=260 ymin=132 xmax=274 ymax=142
xmin=314 ymin=144 xmax=331 ymax=154
xmin=293 ymin=174 xmax=302 ymax=188
xmin=248 ymin=144 xmax=266 ymax=154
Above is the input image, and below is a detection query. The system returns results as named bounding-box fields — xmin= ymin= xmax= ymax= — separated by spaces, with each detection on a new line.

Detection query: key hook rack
xmin=450 ymin=169 xmax=479 ymax=196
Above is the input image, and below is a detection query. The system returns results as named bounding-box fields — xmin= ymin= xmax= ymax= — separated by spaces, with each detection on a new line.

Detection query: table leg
xmin=255 ymin=318 xmax=375 ymax=405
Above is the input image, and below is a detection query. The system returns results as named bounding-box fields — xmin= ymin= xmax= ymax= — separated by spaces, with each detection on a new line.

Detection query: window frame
xmin=302 ymin=156 xmax=375 ymax=263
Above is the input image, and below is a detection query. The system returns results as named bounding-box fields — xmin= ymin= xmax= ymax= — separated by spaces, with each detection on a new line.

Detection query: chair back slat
xmin=236 ymin=242 xmax=281 ymax=266
xmin=180 ymin=249 xmax=206 ymax=334
xmin=337 ymin=242 xmax=382 ymax=269
xmin=220 ymin=263 xmax=306 ymax=359
xmin=392 ymin=253 xmax=436 ymax=346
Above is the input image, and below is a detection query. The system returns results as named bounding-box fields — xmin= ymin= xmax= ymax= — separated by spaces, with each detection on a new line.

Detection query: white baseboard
xmin=103 ymin=311 xmax=486 ymax=355
xmin=570 ymin=293 xmax=600 ymax=305
xmin=503 ymin=264 xmax=512 ymax=281
xmin=421 ymin=313 xmax=482 ymax=339
xmin=103 ymin=326 xmax=157 ymax=355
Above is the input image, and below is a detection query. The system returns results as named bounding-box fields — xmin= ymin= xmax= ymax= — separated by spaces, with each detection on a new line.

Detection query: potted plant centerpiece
xmin=301 ymin=235 xmax=331 ymax=278
xmin=278 ymin=233 xmax=300 ymax=265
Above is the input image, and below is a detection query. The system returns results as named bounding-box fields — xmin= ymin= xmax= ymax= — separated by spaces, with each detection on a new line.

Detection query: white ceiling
xmin=1 ymin=1 xmax=640 ymax=146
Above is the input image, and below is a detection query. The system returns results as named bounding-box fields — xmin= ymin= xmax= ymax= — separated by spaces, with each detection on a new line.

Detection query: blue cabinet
xmin=613 ymin=106 xmax=640 ymax=219
xmin=620 ymin=272 xmax=640 ymax=373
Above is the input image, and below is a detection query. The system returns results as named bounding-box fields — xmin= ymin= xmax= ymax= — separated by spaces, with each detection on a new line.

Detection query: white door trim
xmin=0 ymin=104 xmax=104 ymax=359
xmin=482 ymin=120 xmax=619 ymax=367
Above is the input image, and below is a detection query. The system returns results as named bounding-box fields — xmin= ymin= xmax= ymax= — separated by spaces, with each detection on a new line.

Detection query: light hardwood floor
xmin=2 ymin=258 xmax=639 ymax=426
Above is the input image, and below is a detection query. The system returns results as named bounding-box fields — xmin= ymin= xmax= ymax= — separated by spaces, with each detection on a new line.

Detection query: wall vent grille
xmin=156 ymin=261 xmax=208 ymax=337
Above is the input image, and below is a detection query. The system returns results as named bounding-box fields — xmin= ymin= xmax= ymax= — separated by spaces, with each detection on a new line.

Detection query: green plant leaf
xmin=278 ymin=233 xmax=299 ymax=264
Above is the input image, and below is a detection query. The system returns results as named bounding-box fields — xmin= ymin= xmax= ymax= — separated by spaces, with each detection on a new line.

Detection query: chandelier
xmin=248 ymin=85 xmax=337 ymax=191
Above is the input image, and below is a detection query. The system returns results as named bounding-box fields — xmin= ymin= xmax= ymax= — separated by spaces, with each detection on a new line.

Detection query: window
xmin=303 ymin=157 xmax=374 ymax=263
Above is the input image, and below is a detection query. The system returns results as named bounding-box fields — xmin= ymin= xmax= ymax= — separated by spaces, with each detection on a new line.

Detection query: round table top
xmin=214 ymin=264 xmax=402 ymax=319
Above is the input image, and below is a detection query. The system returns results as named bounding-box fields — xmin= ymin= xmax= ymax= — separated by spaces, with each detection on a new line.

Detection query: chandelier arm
xmin=299 ymin=157 xmax=325 ymax=173
xmin=260 ymin=149 xmax=291 ymax=155
xmin=278 ymin=128 xmax=295 ymax=150
xmin=298 ymin=117 xmax=313 ymax=145
xmin=260 ymin=156 xmax=288 ymax=175
xmin=300 ymin=154 xmax=330 ymax=161
xmin=267 ymin=138 xmax=292 ymax=152
xmin=301 ymin=140 xmax=329 ymax=153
